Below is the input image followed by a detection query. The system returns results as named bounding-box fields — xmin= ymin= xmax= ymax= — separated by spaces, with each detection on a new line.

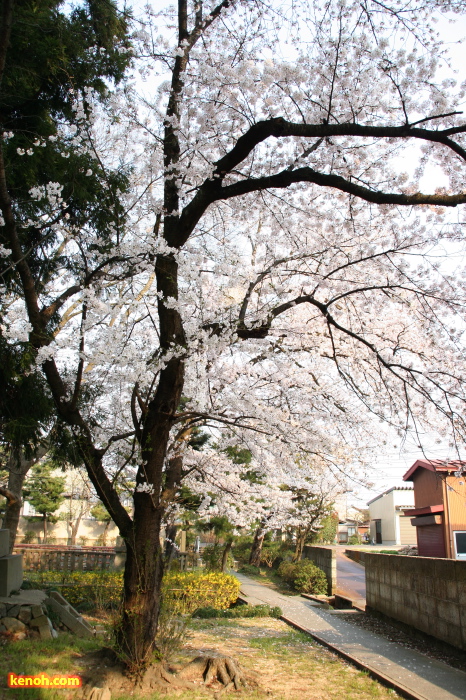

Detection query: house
xmin=403 ymin=459 xmax=466 ymax=559
xmin=367 ymin=486 xmax=416 ymax=545
xmin=336 ymin=519 xmax=359 ymax=544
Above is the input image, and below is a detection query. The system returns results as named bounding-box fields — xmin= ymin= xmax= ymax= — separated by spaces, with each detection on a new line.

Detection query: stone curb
xmin=280 ymin=615 xmax=429 ymax=700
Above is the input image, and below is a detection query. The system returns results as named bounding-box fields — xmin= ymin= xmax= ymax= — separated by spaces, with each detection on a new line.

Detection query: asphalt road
xmin=335 ymin=549 xmax=366 ymax=599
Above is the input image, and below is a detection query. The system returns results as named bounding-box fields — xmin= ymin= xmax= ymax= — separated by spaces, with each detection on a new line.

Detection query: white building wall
xmin=368 ymin=488 xmax=414 ymax=545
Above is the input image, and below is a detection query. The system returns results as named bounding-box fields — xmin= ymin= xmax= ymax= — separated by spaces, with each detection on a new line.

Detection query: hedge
xmin=23 ymin=570 xmax=122 ymax=609
xmin=24 ymin=569 xmax=240 ymax=614
xmin=193 ymin=604 xmax=282 ymax=619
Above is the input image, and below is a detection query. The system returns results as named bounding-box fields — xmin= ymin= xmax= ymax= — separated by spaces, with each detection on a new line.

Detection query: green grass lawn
xmin=0 ymin=633 xmax=102 ymax=700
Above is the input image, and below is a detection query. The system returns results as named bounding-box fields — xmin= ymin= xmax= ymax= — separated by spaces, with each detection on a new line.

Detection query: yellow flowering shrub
xmin=163 ymin=571 xmax=240 ymax=614
xmin=25 ymin=569 xmax=239 ymax=614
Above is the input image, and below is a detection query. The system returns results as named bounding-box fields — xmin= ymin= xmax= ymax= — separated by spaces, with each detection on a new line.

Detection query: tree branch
xmin=218 ymin=165 xmax=466 ymax=207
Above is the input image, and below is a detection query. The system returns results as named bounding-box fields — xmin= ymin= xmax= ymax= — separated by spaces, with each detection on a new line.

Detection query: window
xmin=453 ymin=531 xmax=466 ymax=559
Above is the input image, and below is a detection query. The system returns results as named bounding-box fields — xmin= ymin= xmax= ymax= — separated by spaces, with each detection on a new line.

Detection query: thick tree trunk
xmin=249 ymin=526 xmax=266 ymax=567
xmin=2 ymin=447 xmax=47 ymax=552
xmin=117 ymin=507 xmax=165 ymax=672
xmin=2 ymin=457 xmax=27 ymax=552
xmin=221 ymin=540 xmax=232 ymax=572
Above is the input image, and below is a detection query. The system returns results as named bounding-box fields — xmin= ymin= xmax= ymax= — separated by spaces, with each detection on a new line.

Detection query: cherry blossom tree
xmin=2 ymin=0 xmax=466 ymax=674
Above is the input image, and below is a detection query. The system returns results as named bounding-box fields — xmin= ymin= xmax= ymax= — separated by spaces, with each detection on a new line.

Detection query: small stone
xmin=0 ymin=624 xmax=6 ymax=633
xmin=38 ymin=624 xmax=53 ymax=640
xmin=7 ymin=605 xmax=20 ymax=618
xmin=17 ymin=607 xmax=32 ymax=625
xmin=0 ymin=604 xmax=6 ymax=618
xmin=29 ymin=614 xmax=50 ymax=629
xmin=31 ymin=604 xmax=44 ymax=618
xmin=0 ymin=617 xmax=26 ymax=632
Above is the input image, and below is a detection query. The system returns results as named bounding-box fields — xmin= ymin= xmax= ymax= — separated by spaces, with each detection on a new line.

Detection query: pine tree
xmin=23 ymin=462 xmax=65 ymax=542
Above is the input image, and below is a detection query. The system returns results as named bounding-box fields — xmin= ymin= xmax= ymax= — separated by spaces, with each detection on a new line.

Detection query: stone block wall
xmin=365 ymin=553 xmax=466 ymax=650
xmin=302 ymin=545 xmax=336 ymax=595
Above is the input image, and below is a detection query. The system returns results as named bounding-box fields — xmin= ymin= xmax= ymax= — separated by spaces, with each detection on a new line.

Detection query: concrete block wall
xmin=302 ymin=545 xmax=336 ymax=595
xmin=345 ymin=549 xmax=367 ymax=566
xmin=365 ymin=553 xmax=466 ymax=650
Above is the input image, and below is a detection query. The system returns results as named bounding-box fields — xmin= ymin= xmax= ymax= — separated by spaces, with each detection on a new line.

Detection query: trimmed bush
xmin=163 ymin=571 xmax=240 ymax=614
xmin=277 ymin=560 xmax=327 ymax=595
xmin=194 ymin=604 xmax=282 ymax=619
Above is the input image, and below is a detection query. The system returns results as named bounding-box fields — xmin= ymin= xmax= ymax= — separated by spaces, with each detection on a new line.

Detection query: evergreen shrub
xmin=238 ymin=564 xmax=260 ymax=576
xmin=193 ymin=603 xmax=282 ymax=619
xmin=201 ymin=543 xmax=233 ymax=571
xmin=277 ymin=560 xmax=327 ymax=594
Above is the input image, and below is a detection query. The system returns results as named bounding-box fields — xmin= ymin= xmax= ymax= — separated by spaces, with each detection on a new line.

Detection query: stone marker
xmin=0 ymin=529 xmax=23 ymax=597
xmin=0 ymin=530 xmax=9 ymax=559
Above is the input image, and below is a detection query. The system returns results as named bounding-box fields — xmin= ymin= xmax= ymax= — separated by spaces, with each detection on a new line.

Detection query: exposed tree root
xmin=80 ymin=648 xmax=259 ymax=698
xmin=177 ymin=653 xmax=258 ymax=696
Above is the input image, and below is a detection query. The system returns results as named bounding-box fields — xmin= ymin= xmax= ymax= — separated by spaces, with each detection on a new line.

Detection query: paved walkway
xmin=235 ymin=573 xmax=466 ymax=700
xmin=335 ymin=550 xmax=366 ymax=600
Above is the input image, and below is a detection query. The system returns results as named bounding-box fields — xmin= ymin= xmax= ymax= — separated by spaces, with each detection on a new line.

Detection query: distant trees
xmin=23 ymin=463 xmax=65 ymax=542
xmin=90 ymin=502 xmax=113 ymax=546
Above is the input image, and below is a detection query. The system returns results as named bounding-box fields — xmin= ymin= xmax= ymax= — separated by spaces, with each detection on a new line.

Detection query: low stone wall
xmin=365 ymin=553 xmax=466 ymax=651
xmin=344 ymin=549 xmax=367 ymax=566
xmin=302 ymin=545 xmax=336 ymax=595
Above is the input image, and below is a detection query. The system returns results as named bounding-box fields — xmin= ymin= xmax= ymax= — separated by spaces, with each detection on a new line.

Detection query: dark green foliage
xmin=23 ymin=461 xmax=65 ymax=532
xmin=348 ymin=534 xmax=361 ymax=544
xmin=231 ymin=535 xmax=254 ymax=564
xmin=310 ymin=512 xmax=339 ymax=545
xmin=1 ymin=0 xmax=132 ymax=295
xmin=90 ymin=501 xmax=112 ymax=523
xmin=277 ymin=560 xmax=328 ymax=595
xmin=0 ymin=335 xmax=53 ymax=456
xmin=224 ymin=445 xmax=252 ymax=465
xmin=0 ymin=0 xmax=132 ymax=475
xmin=193 ymin=604 xmax=282 ymax=619
xmin=238 ymin=564 xmax=260 ymax=576
xmin=201 ymin=542 xmax=233 ymax=571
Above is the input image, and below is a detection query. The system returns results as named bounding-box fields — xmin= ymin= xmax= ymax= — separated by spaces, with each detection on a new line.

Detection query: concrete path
xmin=335 ymin=550 xmax=366 ymax=600
xmin=235 ymin=573 xmax=466 ymax=700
